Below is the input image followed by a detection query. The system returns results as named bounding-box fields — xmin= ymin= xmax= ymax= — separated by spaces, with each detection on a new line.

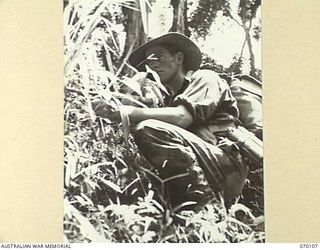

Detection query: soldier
xmin=94 ymin=32 xmax=248 ymax=208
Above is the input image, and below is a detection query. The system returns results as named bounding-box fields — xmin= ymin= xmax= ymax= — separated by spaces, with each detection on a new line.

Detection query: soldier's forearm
xmin=121 ymin=105 xmax=193 ymax=128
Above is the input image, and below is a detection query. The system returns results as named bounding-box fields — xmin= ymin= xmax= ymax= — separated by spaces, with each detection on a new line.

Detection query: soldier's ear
xmin=176 ymin=51 xmax=184 ymax=65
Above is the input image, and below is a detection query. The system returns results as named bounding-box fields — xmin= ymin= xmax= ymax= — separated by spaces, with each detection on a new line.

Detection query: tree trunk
xmin=240 ymin=37 xmax=246 ymax=58
xmin=122 ymin=2 xmax=147 ymax=76
xmin=238 ymin=0 xmax=259 ymax=77
xmin=231 ymin=17 xmax=256 ymax=77
xmin=170 ymin=0 xmax=189 ymax=36
xmin=243 ymin=25 xmax=256 ymax=77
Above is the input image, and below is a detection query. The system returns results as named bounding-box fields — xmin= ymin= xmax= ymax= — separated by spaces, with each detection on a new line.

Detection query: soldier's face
xmin=145 ymin=45 xmax=182 ymax=84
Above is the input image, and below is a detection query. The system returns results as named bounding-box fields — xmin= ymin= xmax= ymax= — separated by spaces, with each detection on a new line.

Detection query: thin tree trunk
xmin=242 ymin=23 xmax=256 ymax=77
xmin=122 ymin=2 xmax=147 ymax=76
xmin=240 ymin=37 xmax=246 ymax=58
xmin=170 ymin=0 xmax=188 ymax=36
xmin=233 ymin=1 xmax=258 ymax=77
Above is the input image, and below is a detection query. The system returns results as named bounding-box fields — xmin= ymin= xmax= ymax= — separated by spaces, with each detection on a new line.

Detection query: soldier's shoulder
xmin=190 ymin=69 xmax=220 ymax=81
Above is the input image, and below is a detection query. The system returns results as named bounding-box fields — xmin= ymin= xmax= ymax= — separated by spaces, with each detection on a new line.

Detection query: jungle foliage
xmin=63 ymin=0 xmax=264 ymax=243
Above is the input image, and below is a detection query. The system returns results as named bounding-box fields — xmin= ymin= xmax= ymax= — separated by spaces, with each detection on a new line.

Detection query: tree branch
xmin=229 ymin=14 xmax=242 ymax=27
xmin=240 ymin=37 xmax=246 ymax=58
xmin=248 ymin=18 xmax=253 ymax=30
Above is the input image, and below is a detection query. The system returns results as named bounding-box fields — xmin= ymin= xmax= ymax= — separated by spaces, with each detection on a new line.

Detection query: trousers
xmin=133 ymin=119 xmax=248 ymax=207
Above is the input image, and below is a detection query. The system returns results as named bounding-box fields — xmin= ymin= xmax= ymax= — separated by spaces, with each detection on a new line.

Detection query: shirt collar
xmin=184 ymin=70 xmax=194 ymax=82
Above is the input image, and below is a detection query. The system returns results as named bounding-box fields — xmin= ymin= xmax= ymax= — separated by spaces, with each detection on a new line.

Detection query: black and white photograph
xmin=63 ymin=0 xmax=263 ymax=243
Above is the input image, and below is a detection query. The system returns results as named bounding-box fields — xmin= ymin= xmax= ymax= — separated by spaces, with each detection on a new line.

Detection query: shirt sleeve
xmin=173 ymin=69 xmax=238 ymax=124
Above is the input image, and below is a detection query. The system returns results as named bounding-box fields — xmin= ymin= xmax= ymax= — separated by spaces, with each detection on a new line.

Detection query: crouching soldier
xmin=93 ymin=32 xmax=249 ymax=208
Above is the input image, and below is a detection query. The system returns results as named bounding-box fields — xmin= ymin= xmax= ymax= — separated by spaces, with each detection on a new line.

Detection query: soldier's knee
xmin=135 ymin=119 xmax=156 ymax=133
xmin=134 ymin=119 xmax=158 ymax=137
xmin=133 ymin=119 xmax=160 ymax=145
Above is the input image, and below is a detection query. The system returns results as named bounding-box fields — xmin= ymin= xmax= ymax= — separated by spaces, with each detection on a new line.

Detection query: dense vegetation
xmin=63 ymin=0 xmax=264 ymax=243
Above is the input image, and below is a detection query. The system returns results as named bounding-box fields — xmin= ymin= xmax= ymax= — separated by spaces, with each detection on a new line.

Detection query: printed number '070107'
xmin=300 ymin=244 xmax=318 ymax=248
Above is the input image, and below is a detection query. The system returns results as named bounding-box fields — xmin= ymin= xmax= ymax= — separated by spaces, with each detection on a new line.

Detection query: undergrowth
xmin=63 ymin=0 xmax=265 ymax=243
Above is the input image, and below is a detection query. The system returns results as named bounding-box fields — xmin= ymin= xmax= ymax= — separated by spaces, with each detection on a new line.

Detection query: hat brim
xmin=128 ymin=32 xmax=202 ymax=72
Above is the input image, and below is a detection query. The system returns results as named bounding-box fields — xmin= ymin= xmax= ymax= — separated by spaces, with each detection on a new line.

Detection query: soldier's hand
xmin=91 ymin=98 xmax=120 ymax=121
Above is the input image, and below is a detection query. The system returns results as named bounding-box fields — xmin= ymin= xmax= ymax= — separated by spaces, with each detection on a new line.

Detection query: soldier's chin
xmin=158 ymin=74 xmax=168 ymax=83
